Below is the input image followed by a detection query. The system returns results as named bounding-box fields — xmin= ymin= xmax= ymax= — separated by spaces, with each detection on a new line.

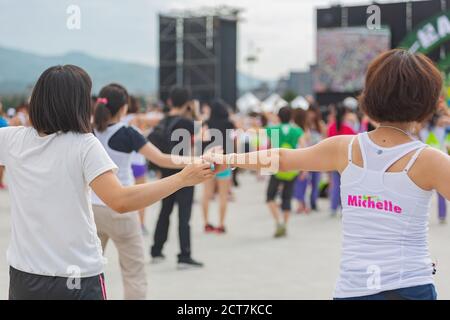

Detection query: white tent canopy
xmin=291 ymin=96 xmax=309 ymax=110
xmin=236 ymin=92 xmax=261 ymax=113
xmin=261 ymin=93 xmax=288 ymax=113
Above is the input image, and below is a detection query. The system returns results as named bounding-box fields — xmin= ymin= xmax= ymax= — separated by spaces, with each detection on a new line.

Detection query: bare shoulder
xmin=419 ymin=147 xmax=449 ymax=164
xmin=414 ymin=147 xmax=449 ymax=173
xmin=322 ymin=134 xmax=355 ymax=146
xmin=412 ymin=147 xmax=450 ymax=190
xmin=321 ymin=135 xmax=356 ymax=153
xmin=317 ymin=135 xmax=356 ymax=160
xmin=319 ymin=135 xmax=356 ymax=172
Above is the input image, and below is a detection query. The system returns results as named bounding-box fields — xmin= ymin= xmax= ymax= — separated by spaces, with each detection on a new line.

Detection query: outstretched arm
xmin=205 ymin=135 xmax=352 ymax=174
xmin=90 ymin=162 xmax=214 ymax=213
xmin=139 ymin=142 xmax=191 ymax=169
xmin=139 ymin=142 xmax=222 ymax=170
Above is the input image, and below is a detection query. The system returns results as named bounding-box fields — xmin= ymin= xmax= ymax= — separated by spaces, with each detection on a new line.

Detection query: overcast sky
xmin=0 ymin=0 xmax=404 ymax=79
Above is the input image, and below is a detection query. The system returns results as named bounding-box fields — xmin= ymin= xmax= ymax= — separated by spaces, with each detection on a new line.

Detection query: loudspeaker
xmin=159 ymin=14 xmax=237 ymax=107
xmin=159 ymin=16 xmax=177 ymax=104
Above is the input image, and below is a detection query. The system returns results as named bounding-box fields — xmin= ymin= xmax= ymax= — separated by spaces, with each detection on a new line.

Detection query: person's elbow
xmin=112 ymin=202 xmax=130 ymax=214
xmin=106 ymin=199 xmax=129 ymax=214
xmin=103 ymin=192 xmax=130 ymax=214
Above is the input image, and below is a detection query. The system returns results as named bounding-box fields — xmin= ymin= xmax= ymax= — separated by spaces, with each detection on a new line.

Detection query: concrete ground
xmin=0 ymin=173 xmax=449 ymax=300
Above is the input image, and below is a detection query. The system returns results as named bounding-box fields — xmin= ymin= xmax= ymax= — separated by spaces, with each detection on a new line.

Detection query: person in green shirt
xmin=265 ymin=106 xmax=303 ymax=238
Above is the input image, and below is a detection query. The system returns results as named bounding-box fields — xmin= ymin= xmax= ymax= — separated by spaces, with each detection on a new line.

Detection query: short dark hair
xmin=169 ymin=87 xmax=191 ymax=108
xmin=359 ymin=49 xmax=443 ymax=123
xmin=278 ymin=106 xmax=292 ymax=123
xmin=94 ymin=83 xmax=129 ymax=132
xmin=29 ymin=65 xmax=92 ymax=134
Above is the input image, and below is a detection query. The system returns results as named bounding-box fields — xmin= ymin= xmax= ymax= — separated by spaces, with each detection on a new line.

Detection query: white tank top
xmin=334 ymin=132 xmax=434 ymax=298
xmin=92 ymin=123 xmax=134 ymax=206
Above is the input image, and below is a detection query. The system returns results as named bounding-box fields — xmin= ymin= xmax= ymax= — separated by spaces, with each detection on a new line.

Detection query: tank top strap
xmin=356 ymin=133 xmax=368 ymax=168
xmin=359 ymin=132 xmax=425 ymax=172
xmin=380 ymin=142 xmax=425 ymax=173
xmin=347 ymin=135 xmax=357 ymax=163
xmin=403 ymin=145 xmax=427 ymax=173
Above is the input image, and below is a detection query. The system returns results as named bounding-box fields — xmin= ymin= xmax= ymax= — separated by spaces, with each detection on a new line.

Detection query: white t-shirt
xmin=0 ymin=126 xmax=117 ymax=277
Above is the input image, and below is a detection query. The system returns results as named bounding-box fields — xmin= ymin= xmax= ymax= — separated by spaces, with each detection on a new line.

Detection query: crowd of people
xmin=0 ymin=49 xmax=450 ymax=300
xmin=0 ymin=100 xmax=31 ymax=189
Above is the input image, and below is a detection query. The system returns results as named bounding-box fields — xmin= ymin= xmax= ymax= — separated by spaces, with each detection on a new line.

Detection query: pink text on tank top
xmin=347 ymin=194 xmax=402 ymax=214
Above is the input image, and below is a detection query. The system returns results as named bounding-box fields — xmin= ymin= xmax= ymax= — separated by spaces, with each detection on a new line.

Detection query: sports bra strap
xmin=404 ymin=146 xmax=427 ymax=173
xmin=348 ymin=136 xmax=357 ymax=163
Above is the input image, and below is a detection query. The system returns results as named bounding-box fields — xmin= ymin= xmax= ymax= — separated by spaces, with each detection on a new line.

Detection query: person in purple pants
xmin=327 ymin=103 xmax=357 ymax=216
xmin=294 ymin=171 xmax=321 ymax=213
xmin=293 ymin=106 xmax=326 ymax=213
xmin=330 ymin=171 xmax=341 ymax=215
xmin=438 ymin=194 xmax=447 ymax=222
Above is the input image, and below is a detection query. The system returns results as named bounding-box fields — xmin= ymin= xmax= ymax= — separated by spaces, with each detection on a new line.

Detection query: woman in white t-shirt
xmin=0 ymin=65 xmax=214 ymax=300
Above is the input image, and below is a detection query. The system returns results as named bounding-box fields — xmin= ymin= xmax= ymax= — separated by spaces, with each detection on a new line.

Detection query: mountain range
xmin=0 ymin=46 xmax=271 ymax=96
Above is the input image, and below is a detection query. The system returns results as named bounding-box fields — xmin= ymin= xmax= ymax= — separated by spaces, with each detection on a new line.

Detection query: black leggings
xmin=266 ymin=175 xmax=296 ymax=211
xmin=9 ymin=267 xmax=106 ymax=300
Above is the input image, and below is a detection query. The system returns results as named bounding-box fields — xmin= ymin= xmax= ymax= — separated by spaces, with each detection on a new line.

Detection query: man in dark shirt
xmin=150 ymin=87 xmax=203 ymax=268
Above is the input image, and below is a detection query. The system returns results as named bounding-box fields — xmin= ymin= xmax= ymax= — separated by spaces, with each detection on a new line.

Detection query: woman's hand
xmin=178 ymin=161 xmax=215 ymax=186
xmin=202 ymin=146 xmax=229 ymax=173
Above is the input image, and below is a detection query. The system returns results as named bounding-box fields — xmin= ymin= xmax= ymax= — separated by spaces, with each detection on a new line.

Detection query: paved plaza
xmin=0 ymin=173 xmax=449 ymax=300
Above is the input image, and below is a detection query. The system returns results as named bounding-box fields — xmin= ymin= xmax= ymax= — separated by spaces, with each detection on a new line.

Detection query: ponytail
xmin=93 ymin=83 xmax=129 ymax=132
xmin=94 ymin=98 xmax=111 ymax=132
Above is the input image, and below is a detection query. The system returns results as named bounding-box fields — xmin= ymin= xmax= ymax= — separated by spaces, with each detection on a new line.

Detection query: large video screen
xmin=314 ymin=27 xmax=391 ymax=93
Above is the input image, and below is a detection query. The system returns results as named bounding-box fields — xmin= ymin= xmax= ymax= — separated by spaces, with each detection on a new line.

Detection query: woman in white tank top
xmin=205 ymin=49 xmax=450 ymax=300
